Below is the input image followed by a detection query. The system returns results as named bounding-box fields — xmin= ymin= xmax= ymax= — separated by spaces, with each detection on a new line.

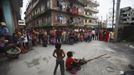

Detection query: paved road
xmin=0 ymin=41 xmax=134 ymax=75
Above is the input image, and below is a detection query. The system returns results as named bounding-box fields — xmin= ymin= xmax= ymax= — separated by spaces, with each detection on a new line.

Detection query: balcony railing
xmin=84 ymin=22 xmax=98 ymax=26
xmin=85 ymin=15 xmax=98 ymax=19
xmin=52 ymin=7 xmax=85 ymax=16
xmin=85 ymin=7 xmax=99 ymax=13
xmin=52 ymin=7 xmax=67 ymax=12
xmin=88 ymin=0 xmax=99 ymax=6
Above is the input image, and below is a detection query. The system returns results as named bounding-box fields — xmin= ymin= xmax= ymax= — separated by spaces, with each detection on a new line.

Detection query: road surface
xmin=0 ymin=41 xmax=134 ymax=75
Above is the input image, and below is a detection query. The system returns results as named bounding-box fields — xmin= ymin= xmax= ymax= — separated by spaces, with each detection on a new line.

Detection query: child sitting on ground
xmin=6 ymin=41 xmax=21 ymax=59
xmin=66 ymin=51 xmax=87 ymax=74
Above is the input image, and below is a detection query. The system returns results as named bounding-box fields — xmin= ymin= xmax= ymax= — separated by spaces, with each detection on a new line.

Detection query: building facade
xmin=25 ymin=0 xmax=87 ymax=28
xmin=118 ymin=7 xmax=134 ymax=42
xmin=0 ymin=0 xmax=23 ymax=35
xmin=84 ymin=0 xmax=99 ymax=28
xmin=120 ymin=7 xmax=134 ymax=24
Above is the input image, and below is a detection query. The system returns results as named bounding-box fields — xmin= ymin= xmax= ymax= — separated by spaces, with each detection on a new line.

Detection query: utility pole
xmin=106 ymin=14 xmax=108 ymax=28
xmin=101 ymin=16 xmax=103 ymax=28
xmin=112 ymin=0 xmax=115 ymax=29
xmin=114 ymin=0 xmax=121 ymax=42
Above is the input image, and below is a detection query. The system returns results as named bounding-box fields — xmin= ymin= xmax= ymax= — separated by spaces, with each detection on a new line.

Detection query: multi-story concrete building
xmin=118 ymin=7 xmax=134 ymax=42
xmin=120 ymin=7 xmax=134 ymax=24
xmin=25 ymin=0 xmax=86 ymax=28
xmin=130 ymin=9 xmax=134 ymax=24
xmin=0 ymin=0 xmax=23 ymax=35
xmin=84 ymin=0 xmax=99 ymax=28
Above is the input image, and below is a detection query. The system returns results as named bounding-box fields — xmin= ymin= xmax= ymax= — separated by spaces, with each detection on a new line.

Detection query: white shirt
xmin=23 ymin=34 xmax=28 ymax=43
xmin=92 ymin=30 xmax=96 ymax=35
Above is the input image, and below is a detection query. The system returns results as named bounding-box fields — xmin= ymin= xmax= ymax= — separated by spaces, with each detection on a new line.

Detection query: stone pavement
xmin=0 ymin=41 xmax=134 ymax=75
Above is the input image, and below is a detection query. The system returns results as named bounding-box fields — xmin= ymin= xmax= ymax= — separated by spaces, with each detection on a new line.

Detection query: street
xmin=0 ymin=41 xmax=134 ymax=75
xmin=0 ymin=0 xmax=134 ymax=75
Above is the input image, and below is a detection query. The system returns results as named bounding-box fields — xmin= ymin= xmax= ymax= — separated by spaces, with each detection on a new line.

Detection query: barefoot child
xmin=6 ymin=42 xmax=21 ymax=59
xmin=65 ymin=51 xmax=87 ymax=74
xmin=53 ymin=43 xmax=65 ymax=75
xmin=66 ymin=51 xmax=107 ymax=74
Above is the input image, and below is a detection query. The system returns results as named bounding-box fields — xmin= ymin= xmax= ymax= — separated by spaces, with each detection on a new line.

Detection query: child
xmin=66 ymin=51 xmax=87 ymax=74
xmin=6 ymin=42 xmax=21 ymax=59
xmin=66 ymin=51 xmax=107 ymax=74
xmin=53 ymin=43 xmax=65 ymax=75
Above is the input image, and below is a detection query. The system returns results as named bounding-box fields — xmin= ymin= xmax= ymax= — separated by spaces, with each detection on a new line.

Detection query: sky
xmin=21 ymin=0 xmax=134 ymax=20
xmin=97 ymin=0 xmax=134 ymax=20
xmin=21 ymin=0 xmax=29 ymax=19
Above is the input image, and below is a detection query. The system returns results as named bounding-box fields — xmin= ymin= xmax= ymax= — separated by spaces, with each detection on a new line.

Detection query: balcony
xmin=130 ymin=20 xmax=134 ymax=23
xmin=85 ymin=6 xmax=99 ymax=13
xmin=52 ymin=7 xmax=67 ymax=12
xmin=85 ymin=14 xmax=98 ymax=19
xmin=84 ymin=22 xmax=98 ymax=26
xmin=78 ymin=0 xmax=99 ymax=6
xmin=52 ymin=7 xmax=85 ymax=17
xmin=88 ymin=0 xmax=99 ymax=7
xmin=120 ymin=19 xmax=130 ymax=24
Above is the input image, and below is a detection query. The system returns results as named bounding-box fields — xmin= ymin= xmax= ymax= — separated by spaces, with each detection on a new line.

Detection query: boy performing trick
xmin=66 ymin=51 xmax=87 ymax=74
xmin=53 ymin=43 xmax=65 ymax=75
xmin=66 ymin=51 xmax=106 ymax=74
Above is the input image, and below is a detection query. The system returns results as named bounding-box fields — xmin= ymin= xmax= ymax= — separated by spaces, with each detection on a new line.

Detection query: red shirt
xmin=66 ymin=57 xmax=74 ymax=70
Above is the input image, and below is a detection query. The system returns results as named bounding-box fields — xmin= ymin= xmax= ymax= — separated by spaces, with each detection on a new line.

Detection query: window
xmin=89 ymin=13 xmax=92 ymax=15
xmin=122 ymin=19 xmax=127 ymax=21
xmin=132 ymin=18 xmax=134 ymax=20
xmin=89 ymin=20 xmax=92 ymax=23
xmin=41 ymin=5 xmax=45 ymax=12
xmin=85 ymin=12 xmax=88 ymax=15
xmin=85 ymin=20 xmax=87 ymax=23
xmin=123 ymin=14 xmax=127 ymax=17
xmin=57 ymin=15 xmax=63 ymax=23
xmin=36 ymin=20 xmax=39 ymax=25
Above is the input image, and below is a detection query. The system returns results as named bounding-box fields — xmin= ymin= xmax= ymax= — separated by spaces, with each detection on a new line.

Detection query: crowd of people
xmin=11 ymin=27 xmax=97 ymax=53
xmin=99 ymin=29 xmax=114 ymax=42
xmin=0 ymin=21 xmax=114 ymax=59
xmin=0 ymin=21 xmax=116 ymax=75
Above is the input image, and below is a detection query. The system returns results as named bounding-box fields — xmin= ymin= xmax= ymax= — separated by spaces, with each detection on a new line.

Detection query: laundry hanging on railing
xmin=72 ymin=6 xmax=78 ymax=15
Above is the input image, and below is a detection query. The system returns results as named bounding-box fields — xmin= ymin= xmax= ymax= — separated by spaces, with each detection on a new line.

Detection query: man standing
xmin=0 ymin=22 xmax=9 ymax=36
xmin=92 ymin=29 xmax=96 ymax=40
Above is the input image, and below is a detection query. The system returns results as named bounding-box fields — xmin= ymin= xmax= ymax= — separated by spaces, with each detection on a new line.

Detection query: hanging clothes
xmin=72 ymin=6 xmax=75 ymax=15
xmin=72 ymin=6 xmax=78 ymax=15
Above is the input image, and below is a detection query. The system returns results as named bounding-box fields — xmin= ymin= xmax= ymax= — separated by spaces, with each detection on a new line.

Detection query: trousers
xmin=54 ymin=59 xmax=65 ymax=75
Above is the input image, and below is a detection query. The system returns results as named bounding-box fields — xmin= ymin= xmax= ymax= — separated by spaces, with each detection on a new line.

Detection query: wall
xmin=2 ymin=0 xmax=14 ymax=35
